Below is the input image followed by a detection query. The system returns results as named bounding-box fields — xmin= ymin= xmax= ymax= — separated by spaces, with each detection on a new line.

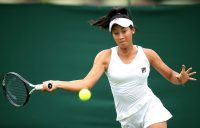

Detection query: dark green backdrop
xmin=0 ymin=4 xmax=199 ymax=128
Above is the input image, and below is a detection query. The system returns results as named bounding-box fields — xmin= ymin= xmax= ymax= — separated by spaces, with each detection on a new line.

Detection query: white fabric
xmin=120 ymin=94 xmax=172 ymax=128
xmin=109 ymin=18 xmax=134 ymax=32
xmin=106 ymin=45 xmax=153 ymax=120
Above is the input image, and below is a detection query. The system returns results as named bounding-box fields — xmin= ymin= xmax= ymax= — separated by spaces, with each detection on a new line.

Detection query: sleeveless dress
xmin=105 ymin=45 xmax=172 ymax=128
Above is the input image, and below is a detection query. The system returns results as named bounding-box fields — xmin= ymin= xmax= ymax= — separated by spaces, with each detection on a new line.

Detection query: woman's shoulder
xmin=140 ymin=46 xmax=159 ymax=63
xmin=96 ymin=49 xmax=111 ymax=58
xmin=142 ymin=47 xmax=156 ymax=54
xmin=94 ymin=49 xmax=111 ymax=63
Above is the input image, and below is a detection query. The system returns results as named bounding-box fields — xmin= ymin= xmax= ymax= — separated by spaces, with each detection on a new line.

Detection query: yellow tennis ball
xmin=79 ymin=88 xmax=91 ymax=101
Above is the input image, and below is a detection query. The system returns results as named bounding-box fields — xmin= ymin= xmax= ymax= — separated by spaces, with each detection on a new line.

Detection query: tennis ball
xmin=79 ymin=88 xmax=91 ymax=101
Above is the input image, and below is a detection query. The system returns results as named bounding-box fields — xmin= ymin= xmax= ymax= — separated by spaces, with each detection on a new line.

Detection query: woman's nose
xmin=119 ymin=33 xmax=124 ymax=40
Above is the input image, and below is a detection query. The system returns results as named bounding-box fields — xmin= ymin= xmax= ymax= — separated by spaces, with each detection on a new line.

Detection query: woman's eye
xmin=122 ymin=30 xmax=127 ymax=33
xmin=114 ymin=32 xmax=118 ymax=35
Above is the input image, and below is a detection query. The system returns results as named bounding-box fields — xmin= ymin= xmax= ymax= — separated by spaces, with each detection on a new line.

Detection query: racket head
xmin=2 ymin=72 xmax=30 ymax=107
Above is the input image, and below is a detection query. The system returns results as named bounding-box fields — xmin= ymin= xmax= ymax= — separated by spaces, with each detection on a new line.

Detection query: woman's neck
xmin=118 ymin=44 xmax=137 ymax=56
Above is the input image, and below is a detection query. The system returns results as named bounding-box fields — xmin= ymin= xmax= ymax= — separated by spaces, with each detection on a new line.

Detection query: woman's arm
xmin=42 ymin=49 xmax=111 ymax=92
xmin=144 ymin=48 xmax=196 ymax=85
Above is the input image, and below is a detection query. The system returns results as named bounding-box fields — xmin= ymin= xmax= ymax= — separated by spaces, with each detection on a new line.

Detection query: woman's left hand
xmin=176 ymin=65 xmax=197 ymax=85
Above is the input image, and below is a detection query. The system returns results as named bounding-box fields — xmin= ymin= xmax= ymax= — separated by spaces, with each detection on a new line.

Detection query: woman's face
xmin=111 ymin=24 xmax=135 ymax=48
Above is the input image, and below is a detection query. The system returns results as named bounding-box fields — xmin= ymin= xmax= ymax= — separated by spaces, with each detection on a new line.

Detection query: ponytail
xmin=89 ymin=15 xmax=110 ymax=30
xmin=89 ymin=7 xmax=132 ymax=31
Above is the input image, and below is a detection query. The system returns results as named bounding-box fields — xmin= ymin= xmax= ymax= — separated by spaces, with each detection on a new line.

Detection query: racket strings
xmin=4 ymin=74 xmax=28 ymax=106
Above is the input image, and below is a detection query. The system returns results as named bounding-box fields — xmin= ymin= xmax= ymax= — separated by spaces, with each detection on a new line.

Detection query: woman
xmin=42 ymin=8 xmax=196 ymax=128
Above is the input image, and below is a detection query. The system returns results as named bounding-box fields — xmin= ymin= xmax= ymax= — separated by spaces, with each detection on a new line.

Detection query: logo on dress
xmin=141 ymin=67 xmax=146 ymax=73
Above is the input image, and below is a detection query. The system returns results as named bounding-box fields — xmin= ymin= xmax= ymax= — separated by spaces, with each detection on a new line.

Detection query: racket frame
xmin=2 ymin=72 xmax=42 ymax=107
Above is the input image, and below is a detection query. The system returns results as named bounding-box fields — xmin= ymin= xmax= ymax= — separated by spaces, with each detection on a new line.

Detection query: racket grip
xmin=35 ymin=84 xmax=43 ymax=90
xmin=48 ymin=83 xmax=52 ymax=89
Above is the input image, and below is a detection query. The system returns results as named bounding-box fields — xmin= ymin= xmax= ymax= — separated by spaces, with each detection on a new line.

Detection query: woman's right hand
xmin=42 ymin=80 xmax=60 ymax=92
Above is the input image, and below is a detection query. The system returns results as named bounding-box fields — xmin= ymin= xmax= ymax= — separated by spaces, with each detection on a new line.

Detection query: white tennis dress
xmin=105 ymin=45 xmax=172 ymax=128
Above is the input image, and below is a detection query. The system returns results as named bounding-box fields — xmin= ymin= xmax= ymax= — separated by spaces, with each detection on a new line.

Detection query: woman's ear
xmin=131 ymin=27 xmax=136 ymax=34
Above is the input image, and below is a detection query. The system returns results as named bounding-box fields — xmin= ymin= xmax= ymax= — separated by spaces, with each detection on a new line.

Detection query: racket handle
xmin=34 ymin=83 xmax=52 ymax=90
xmin=48 ymin=83 xmax=52 ymax=89
xmin=35 ymin=84 xmax=43 ymax=90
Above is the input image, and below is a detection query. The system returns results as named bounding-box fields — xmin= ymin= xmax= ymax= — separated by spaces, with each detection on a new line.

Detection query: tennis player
xmin=42 ymin=8 xmax=197 ymax=128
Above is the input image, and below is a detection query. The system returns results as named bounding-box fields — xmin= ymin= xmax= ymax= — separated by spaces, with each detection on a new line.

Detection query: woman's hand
xmin=42 ymin=80 xmax=60 ymax=92
xmin=176 ymin=65 xmax=197 ymax=85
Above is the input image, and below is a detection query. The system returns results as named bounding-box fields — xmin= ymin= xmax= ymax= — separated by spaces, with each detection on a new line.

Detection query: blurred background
xmin=0 ymin=0 xmax=199 ymax=5
xmin=0 ymin=0 xmax=200 ymax=128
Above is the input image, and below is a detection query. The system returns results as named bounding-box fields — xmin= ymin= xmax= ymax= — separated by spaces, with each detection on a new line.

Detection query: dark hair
xmin=89 ymin=7 xmax=132 ymax=31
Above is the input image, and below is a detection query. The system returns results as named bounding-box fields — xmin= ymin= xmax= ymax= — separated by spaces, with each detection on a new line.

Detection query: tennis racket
xmin=2 ymin=72 xmax=52 ymax=107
